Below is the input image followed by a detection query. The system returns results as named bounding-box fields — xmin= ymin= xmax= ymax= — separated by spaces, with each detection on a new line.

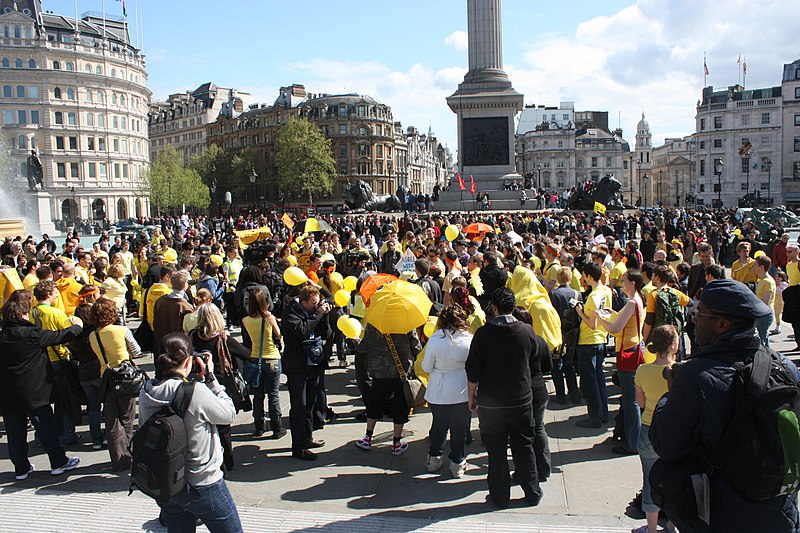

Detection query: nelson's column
xmin=440 ymin=0 xmax=524 ymax=210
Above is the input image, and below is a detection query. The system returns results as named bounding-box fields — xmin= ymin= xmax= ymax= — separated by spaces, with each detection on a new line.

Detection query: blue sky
xmin=45 ymin=0 xmax=800 ymax=155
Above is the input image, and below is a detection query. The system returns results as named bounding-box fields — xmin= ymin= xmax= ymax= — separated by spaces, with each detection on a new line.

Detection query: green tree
xmin=141 ymin=146 xmax=209 ymax=213
xmin=275 ymin=118 xmax=336 ymax=205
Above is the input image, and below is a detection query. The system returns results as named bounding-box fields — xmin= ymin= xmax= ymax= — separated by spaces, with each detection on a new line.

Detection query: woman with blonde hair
xmin=102 ymin=264 xmax=128 ymax=325
xmin=189 ymin=303 xmax=250 ymax=470
xmin=182 ymin=288 xmax=213 ymax=334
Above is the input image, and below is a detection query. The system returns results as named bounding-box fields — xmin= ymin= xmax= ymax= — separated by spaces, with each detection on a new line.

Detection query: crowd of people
xmin=0 ymin=204 xmax=799 ymax=532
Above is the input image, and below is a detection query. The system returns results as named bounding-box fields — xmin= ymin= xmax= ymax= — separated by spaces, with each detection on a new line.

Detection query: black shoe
xmin=485 ymin=493 xmax=509 ymax=509
xmin=306 ymin=439 xmax=325 ymax=449
xmin=271 ymin=428 xmax=287 ymax=439
xmin=292 ymin=449 xmax=317 ymax=461
xmin=612 ymin=446 xmax=638 ymax=456
xmin=522 ymin=489 xmax=543 ymax=506
xmin=575 ymin=419 xmax=602 ymax=429
xmin=253 ymin=427 xmax=265 ymax=438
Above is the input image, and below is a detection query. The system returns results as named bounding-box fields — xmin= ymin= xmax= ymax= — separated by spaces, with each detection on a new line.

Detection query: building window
xmin=713 ymin=139 xmax=722 ymax=148
xmin=795 ymin=162 xmax=800 ymax=179
xmin=98 ymin=137 xmax=105 ymax=151
xmin=357 ymin=105 xmax=366 ymax=117
xmin=16 ymin=110 xmax=25 ymax=124
xmin=66 ymin=88 xmax=75 ymax=100
xmin=714 ymin=116 xmax=722 ymax=129
xmin=97 ymin=114 xmax=105 ymax=127
xmin=86 ymin=113 xmax=94 ymax=126
xmin=15 ymin=85 xmax=24 ymax=98
xmin=99 ymin=163 xmax=107 ymax=178
xmin=591 ymin=157 xmax=598 ymax=167
xmin=623 ymin=161 xmax=628 ymax=170
xmin=376 ymin=144 xmax=383 ymax=158
xmin=84 ymin=64 xmax=91 ymax=73
xmin=339 ymin=162 xmax=347 ymax=175
xmin=15 ymin=58 xmax=22 ymax=68
xmin=87 ymin=137 xmax=95 ymax=150
xmin=796 ymin=87 xmax=800 ymax=99
xmin=56 ymin=136 xmax=64 ymax=149
xmin=699 ymin=140 xmax=706 ymax=149
xmin=339 ymin=124 xmax=346 ymax=135
xmin=606 ymin=157 xmax=612 ymax=167
xmin=95 ymin=65 xmax=102 ymax=75
xmin=700 ymin=118 xmax=706 ymax=130
xmin=741 ymin=114 xmax=750 ymax=126
xmin=70 ymin=163 xmax=79 ymax=178
xmin=377 ymin=161 xmax=383 ymax=175
xmin=700 ymin=160 xmax=705 ymax=176
xmin=2 ymin=85 xmax=9 ymax=97
xmin=88 ymin=162 xmax=96 ymax=178
xmin=3 ymin=110 xmax=13 ymax=124
xmin=67 ymin=112 xmax=76 ymax=125
xmin=577 ymin=158 xmax=583 ymax=168
xmin=760 ymin=182 xmax=769 ymax=190
xmin=54 ymin=87 xmax=61 ymax=99
xmin=699 ymin=184 xmax=705 ymax=192
xmin=339 ymin=144 xmax=346 ymax=158
xmin=68 ymin=137 xmax=77 ymax=150
xmin=30 ymin=110 xmax=38 ymax=123
xmin=28 ymin=86 xmax=37 ymax=98
xmin=56 ymin=163 xmax=66 ymax=178
xmin=741 ymin=183 xmax=748 ymax=191
xmin=761 ymin=112 xmax=770 ymax=125
xmin=338 ymin=105 xmax=347 ymax=117
xmin=17 ymin=135 xmax=27 ymax=149
xmin=741 ymin=157 xmax=750 ymax=173
xmin=65 ymin=61 xmax=73 ymax=71
xmin=795 ymin=137 xmax=800 ymax=152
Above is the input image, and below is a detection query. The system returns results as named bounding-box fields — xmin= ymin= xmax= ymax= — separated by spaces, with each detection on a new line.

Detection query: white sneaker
xmin=426 ymin=455 xmax=443 ymax=472
xmin=50 ymin=456 xmax=80 ymax=476
xmin=15 ymin=464 xmax=34 ymax=481
xmin=450 ymin=459 xmax=467 ymax=478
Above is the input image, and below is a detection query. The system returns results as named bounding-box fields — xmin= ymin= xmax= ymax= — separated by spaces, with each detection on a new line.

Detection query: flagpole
xmin=737 ymin=53 xmax=741 ymax=86
xmin=135 ymin=0 xmax=139 ymax=49
xmin=101 ymin=0 xmax=106 ymax=38
xmin=703 ymin=52 xmax=708 ymax=87
xmin=743 ymin=55 xmax=747 ymax=89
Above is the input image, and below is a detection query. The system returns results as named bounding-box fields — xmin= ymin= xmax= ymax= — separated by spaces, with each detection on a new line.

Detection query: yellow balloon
xmin=733 ymin=228 xmax=741 ymax=236
xmin=296 ymin=236 xmax=304 ymax=245
xmin=338 ymin=316 xmax=362 ymax=339
xmin=644 ymin=345 xmax=656 ymax=364
xmin=283 ymin=266 xmax=308 ymax=286
xmin=334 ymin=289 xmax=351 ymax=307
xmin=330 ymin=271 xmax=344 ymax=287
xmin=754 ymin=250 xmax=766 ymax=258
xmin=287 ymin=254 xmax=297 ymax=266
xmin=423 ymin=320 xmax=437 ymax=339
xmin=343 ymin=275 xmax=358 ymax=292
xmin=445 ymin=224 xmax=459 ymax=242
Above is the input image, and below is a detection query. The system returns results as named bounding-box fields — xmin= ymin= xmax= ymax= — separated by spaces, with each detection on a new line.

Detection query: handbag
xmin=301 ymin=336 xmax=325 ymax=366
xmin=616 ymin=300 xmax=644 ymax=372
xmin=95 ymin=330 xmax=147 ymax=398
xmin=242 ymin=318 xmax=265 ymax=389
xmin=216 ymin=335 xmax=252 ymax=413
xmin=385 ymin=334 xmax=426 ymax=408
xmin=133 ymin=287 xmax=153 ymax=352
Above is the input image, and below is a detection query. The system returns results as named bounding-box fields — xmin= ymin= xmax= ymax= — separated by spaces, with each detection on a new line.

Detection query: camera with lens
xmin=189 ymin=350 xmax=211 ymax=382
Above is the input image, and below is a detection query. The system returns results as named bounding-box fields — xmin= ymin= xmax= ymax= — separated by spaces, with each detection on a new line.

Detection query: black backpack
xmin=708 ymin=347 xmax=800 ymax=500
xmin=130 ymin=381 xmax=195 ymax=503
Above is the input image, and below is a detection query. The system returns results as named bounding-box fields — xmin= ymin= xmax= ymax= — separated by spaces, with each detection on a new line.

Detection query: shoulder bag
xmin=216 ymin=334 xmax=252 ymax=413
xmin=242 ymin=318 xmax=265 ymax=389
xmin=133 ymin=287 xmax=154 ymax=352
xmin=385 ymin=334 xmax=426 ymax=408
xmin=95 ymin=330 xmax=147 ymax=398
xmin=616 ymin=299 xmax=644 ymax=372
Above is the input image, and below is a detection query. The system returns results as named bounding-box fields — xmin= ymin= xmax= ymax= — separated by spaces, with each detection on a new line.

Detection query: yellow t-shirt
xmin=543 ymin=260 xmax=561 ymax=286
xmin=31 ymin=303 xmax=72 ymax=362
xmin=646 ymin=287 xmax=690 ymax=314
xmin=88 ymin=324 xmax=131 ymax=373
xmin=22 ymin=272 xmax=38 ymax=290
xmin=242 ymin=316 xmax=280 ymax=360
xmin=731 ymin=258 xmax=757 ymax=285
xmin=788 ymin=261 xmax=800 ymax=287
xmin=615 ymin=300 xmax=645 ymax=351
xmin=570 ymin=267 xmax=582 ymax=292
xmin=56 ymin=277 xmax=83 ymax=316
xmin=642 ymin=282 xmax=655 ymax=303
xmin=756 ymin=275 xmax=776 ymax=309
xmin=609 ymin=261 xmax=627 ymax=287
xmin=635 ymin=362 xmax=670 ymax=426
xmin=142 ymin=282 xmax=171 ymax=328
xmin=579 ymin=284 xmax=613 ymax=346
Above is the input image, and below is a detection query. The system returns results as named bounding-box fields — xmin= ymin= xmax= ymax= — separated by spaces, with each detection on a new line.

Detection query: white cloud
xmin=444 ymin=30 xmax=468 ymax=52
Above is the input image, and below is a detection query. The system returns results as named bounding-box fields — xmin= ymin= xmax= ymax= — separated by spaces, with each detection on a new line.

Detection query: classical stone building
xmin=0 ymin=0 xmax=151 ymax=228
xmin=149 ymin=83 xmax=250 ymax=165
xmin=401 ymin=126 xmax=449 ymax=195
xmin=634 ymin=113 xmax=653 ymax=206
xmin=781 ymin=59 xmax=800 ymax=208
xmin=206 ymin=85 xmax=399 ymax=207
xmin=694 ymin=83 xmax=783 ymax=208
xmin=575 ymin=127 xmax=631 ymax=188
xmin=651 ymin=136 xmax=695 ymax=208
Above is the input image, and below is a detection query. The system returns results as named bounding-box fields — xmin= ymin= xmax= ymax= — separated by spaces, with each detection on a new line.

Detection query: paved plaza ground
xmin=0 ymin=327 xmax=797 ymax=532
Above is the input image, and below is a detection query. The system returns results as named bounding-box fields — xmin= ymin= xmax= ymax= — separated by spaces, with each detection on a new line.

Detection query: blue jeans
xmin=551 ymin=355 xmax=579 ymax=401
xmin=638 ymin=424 xmax=660 ymax=513
xmin=618 ymin=369 xmax=641 ymax=452
xmin=428 ymin=402 xmax=470 ymax=463
xmin=252 ymin=359 xmax=282 ymax=427
xmin=80 ymin=379 xmax=103 ymax=445
xmin=756 ymin=314 xmax=773 ymax=347
xmin=4 ymin=405 xmax=68 ymax=476
xmin=159 ymin=478 xmax=243 ymax=533
xmin=576 ymin=344 xmax=609 ymax=424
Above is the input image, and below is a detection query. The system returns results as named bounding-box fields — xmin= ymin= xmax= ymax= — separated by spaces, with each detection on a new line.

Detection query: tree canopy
xmin=274 ymin=118 xmax=337 ymax=205
xmin=141 ymin=146 xmax=209 ymax=213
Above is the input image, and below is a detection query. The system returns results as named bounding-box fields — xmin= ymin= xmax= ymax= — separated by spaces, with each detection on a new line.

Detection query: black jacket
xmin=0 ymin=319 xmax=81 ymax=415
xmin=650 ymin=332 xmax=800 ymax=532
xmin=280 ymin=299 xmax=327 ymax=374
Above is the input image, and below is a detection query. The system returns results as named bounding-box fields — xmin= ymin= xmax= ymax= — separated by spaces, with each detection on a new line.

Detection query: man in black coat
xmin=0 ymin=291 xmax=83 ymax=479
xmin=650 ymin=280 xmax=800 ymax=532
xmin=281 ymin=284 xmax=331 ymax=461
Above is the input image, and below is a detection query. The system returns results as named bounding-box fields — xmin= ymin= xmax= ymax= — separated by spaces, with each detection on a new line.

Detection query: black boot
xmin=270 ymin=419 xmax=286 ymax=440
xmin=253 ymin=418 xmax=265 ymax=437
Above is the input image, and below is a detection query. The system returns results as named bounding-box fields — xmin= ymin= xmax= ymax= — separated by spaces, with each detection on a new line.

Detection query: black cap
xmin=699 ymin=279 xmax=771 ymax=319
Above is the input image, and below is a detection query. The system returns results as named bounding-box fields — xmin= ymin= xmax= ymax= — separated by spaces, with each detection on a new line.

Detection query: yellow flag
xmin=593 ymin=201 xmax=607 ymax=214
xmin=281 ymin=213 xmax=295 ymax=229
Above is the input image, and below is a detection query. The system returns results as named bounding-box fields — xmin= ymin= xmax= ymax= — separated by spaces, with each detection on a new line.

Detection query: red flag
xmin=456 ymin=172 xmax=465 ymax=191
xmin=469 ymin=175 xmax=476 ymax=194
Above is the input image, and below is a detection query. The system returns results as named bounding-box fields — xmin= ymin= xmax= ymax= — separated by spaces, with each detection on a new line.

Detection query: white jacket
xmin=421 ymin=329 xmax=473 ymax=405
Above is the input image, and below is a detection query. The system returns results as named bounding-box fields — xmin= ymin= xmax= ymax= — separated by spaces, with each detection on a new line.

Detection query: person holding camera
xmin=139 ymin=333 xmax=242 ymax=532
xmin=89 ymin=297 xmax=142 ymax=471
xmin=281 ymin=284 xmax=331 ymax=461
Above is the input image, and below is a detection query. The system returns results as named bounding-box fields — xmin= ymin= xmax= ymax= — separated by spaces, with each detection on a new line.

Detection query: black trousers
xmin=286 ymin=367 xmax=321 ymax=453
xmin=478 ymin=402 xmax=541 ymax=507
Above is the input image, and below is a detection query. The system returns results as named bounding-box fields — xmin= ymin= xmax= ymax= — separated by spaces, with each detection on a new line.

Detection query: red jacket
xmin=772 ymin=240 xmax=788 ymax=268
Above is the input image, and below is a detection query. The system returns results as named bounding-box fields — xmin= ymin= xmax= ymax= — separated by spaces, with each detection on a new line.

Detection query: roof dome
xmin=637 ymin=112 xmax=650 ymax=132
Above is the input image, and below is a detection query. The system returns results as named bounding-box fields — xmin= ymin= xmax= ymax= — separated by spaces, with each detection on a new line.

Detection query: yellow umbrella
xmin=365 ymin=279 xmax=432 ymax=334
xmin=295 ymin=218 xmax=332 ymax=233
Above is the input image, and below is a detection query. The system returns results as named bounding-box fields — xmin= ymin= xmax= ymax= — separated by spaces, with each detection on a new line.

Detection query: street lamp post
xmin=766 ymin=160 xmax=773 ymax=206
xmin=745 ymin=152 xmax=751 ymax=207
xmin=643 ymin=174 xmax=649 ymax=208
xmin=714 ymin=159 xmax=724 ymax=208
xmin=675 ymin=171 xmax=680 ymax=208
xmin=70 ymin=186 xmax=76 ymax=222
xmin=249 ymin=169 xmax=258 ymax=211
xmin=536 ymin=161 xmax=542 ymax=190
xmin=659 ymin=170 xmax=663 ymax=206
xmin=637 ymin=160 xmax=642 ymax=207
